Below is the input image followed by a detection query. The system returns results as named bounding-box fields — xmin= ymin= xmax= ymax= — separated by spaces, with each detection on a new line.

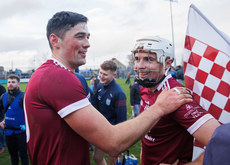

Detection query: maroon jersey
xmin=24 ymin=59 xmax=91 ymax=165
xmin=140 ymin=74 xmax=213 ymax=165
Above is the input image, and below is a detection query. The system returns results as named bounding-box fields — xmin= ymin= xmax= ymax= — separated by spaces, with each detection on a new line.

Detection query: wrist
xmin=151 ymin=104 xmax=165 ymax=118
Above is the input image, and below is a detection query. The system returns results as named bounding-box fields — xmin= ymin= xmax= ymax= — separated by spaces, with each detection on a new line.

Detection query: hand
xmin=0 ymin=121 xmax=5 ymax=129
xmin=155 ymin=87 xmax=193 ymax=116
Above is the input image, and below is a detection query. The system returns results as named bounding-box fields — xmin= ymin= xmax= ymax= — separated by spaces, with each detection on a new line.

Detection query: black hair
xmin=46 ymin=11 xmax=88 ymax=49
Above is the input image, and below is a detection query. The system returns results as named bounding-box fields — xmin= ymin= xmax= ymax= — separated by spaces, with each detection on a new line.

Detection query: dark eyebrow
xmin=75 ymin=32 xmax=90 ymax=37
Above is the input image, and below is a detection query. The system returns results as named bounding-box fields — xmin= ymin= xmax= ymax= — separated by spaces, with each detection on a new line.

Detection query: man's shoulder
xmin=113 ymin=82 xmax=124 ymax=92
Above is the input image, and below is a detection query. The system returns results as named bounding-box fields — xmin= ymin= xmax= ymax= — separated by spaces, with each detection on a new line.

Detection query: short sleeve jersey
xmin=24 ymin=59 xmax=91 ymax=165
xmin=140 ymin=74 xmax=213 ymax=165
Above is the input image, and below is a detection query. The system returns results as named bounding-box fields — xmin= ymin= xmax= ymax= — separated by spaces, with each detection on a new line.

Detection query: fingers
xmin=155 ymin=87 xmax=193 ymax=116
xmin=173 ymin=87 xmax=192 ymax=95
xmin=173 ymin=87 xmax=181 ymax=94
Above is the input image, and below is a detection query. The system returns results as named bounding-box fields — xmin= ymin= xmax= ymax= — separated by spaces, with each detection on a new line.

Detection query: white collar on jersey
xmin=156 ymin=74 xmax=172 ymax=91
xmin=50 ymin=57 xmax=72 ymax=72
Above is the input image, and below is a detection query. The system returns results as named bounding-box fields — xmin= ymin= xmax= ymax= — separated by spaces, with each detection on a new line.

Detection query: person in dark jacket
xmin=0 ymin=84 xmax=6 ymax=154
xmin=129 ymin=78 xmax=141 ymax=119
xmin=176 ymin=65 xmax=184 ymax=85
xmin=93 ymin=60 xmax=127 ymax=165
xmin=0 ymin=74 xmax=29 ymax=165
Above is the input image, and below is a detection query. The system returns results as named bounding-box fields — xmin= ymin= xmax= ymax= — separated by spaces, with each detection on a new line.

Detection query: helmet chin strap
xmin=136 ymin=75 xmax=166 ymax=88
xmin=135 ymin=64 xmax=166 ymax=88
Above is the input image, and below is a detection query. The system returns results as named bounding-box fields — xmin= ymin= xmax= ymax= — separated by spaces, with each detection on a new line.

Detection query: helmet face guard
xmin=132 ymin=36 xmax=174 ymax=88
xmin=134 ymin=74 xmax=166 ymax=88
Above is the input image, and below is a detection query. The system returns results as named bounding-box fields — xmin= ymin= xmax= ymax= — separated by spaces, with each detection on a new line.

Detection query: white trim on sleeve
xmin=187 ymin=114 xmax=214 ymax=135
xmin=58 ymin=98 xmax=90 ymax=118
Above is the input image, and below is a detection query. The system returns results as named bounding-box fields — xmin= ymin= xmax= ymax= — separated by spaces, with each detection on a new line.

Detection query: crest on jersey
xmin=106 ymin=98 xmax=111 ymax=106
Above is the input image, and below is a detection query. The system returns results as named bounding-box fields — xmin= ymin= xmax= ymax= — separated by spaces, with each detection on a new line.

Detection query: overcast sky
xmin=0 ymin=0 xmax=229 ymax=72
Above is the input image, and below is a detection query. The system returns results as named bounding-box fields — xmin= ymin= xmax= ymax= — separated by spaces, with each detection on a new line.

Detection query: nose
xmin=83 ymin=38 xmax=90 ymax=48
xmin=135 ymin=58 xmax=146 ymax=70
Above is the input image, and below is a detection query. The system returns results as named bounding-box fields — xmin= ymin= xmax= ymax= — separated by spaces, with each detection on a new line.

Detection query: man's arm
xmin=192 ymin=118 xmax=220 ymax=146
xmin=185 ymin=152 xmax=204 ymax=165
xmin=64 ymin=88 xmax=192 ymax=156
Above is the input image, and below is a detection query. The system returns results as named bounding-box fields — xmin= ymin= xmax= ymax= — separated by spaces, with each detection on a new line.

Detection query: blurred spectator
xmin=125 ymin=72 xmax=131 ymax=84
xmin=169 ymin=66 xmax=177 ymax=79
xmin=0 ymin=84 xmax=6 ymax=154
xmin=0 ymin=74 xmax=29 ymax=165
xmin=176 ymin=65 xmax=184 ymax=85
xmin=129 ymin=79 xmax=141 ymax=119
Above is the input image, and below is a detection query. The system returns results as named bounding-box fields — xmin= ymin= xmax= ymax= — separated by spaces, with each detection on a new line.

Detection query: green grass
xmin=0 ymin=78 xmax=141 ymax=164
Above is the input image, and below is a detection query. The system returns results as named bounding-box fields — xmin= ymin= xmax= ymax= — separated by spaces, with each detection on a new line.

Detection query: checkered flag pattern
xmin=184 ymin=4 xmax=230 ymax=159
xmin=184 ymin=35 xmax=230 ymax=124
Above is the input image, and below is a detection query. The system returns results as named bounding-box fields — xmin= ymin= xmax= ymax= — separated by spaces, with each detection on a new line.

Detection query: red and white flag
xmin=183 ymin=4 xmax=230 ymax=159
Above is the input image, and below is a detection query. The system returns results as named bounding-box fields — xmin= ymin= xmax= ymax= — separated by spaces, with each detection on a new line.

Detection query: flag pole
xmin=169 ymin=0 xmax=176 ymax=68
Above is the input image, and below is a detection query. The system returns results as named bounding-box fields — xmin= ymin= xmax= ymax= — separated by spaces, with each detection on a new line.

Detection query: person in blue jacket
xmin=93 ymin=60 xmax=127 ymax=165
xmin=0 ymin=74 xmax=29 ymax=165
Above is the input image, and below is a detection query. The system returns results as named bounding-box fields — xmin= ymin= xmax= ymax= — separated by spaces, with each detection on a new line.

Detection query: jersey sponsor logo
xmin=184 ymin=104 xmax=203 ymax=119
xmin=106 ymin=98 xmax=111 ymax=106
xmin=5 ymin=117 xmax=15 ymax=120
xmin=144 ymin=134 xmax=155 ymax=142
xmin=185 ymin=104 xmax=192 ymax=110
xmin=143 ymin=100 xmax=150 ymax=111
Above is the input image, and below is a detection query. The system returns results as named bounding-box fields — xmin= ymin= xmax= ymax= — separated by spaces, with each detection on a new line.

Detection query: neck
xmin=103 ymin=79 xmax=114 ymax=86
xmin=8 ymin=88 xmax=19 ymax=95
xmin=52 ymin=54 xmax=75 ymax=73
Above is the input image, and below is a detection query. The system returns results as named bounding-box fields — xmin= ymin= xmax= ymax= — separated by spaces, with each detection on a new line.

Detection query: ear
xmin=50 ymin=33 xmax=60 ymax=49
xmin=165 ymin=59 xmax=173 ymax=70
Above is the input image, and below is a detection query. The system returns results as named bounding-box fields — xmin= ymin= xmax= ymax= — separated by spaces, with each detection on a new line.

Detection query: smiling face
xmin=134 ymin=51 xmax=164 ymax=81
xmin=99 ymin=68 xmax=116 ymax=86
xmin=50 ymin=22 xmax=90 ymax=71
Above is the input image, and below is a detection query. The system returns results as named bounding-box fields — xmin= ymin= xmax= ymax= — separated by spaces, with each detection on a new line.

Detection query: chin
xmin=78 ymin=61 xmax=86 ymax=66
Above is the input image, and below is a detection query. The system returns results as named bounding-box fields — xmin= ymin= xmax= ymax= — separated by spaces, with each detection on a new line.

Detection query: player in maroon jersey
xmin=24 ymin=12 xmax=193 ymax=165
xmin=132 ymin=36 xmax=220 ymax=165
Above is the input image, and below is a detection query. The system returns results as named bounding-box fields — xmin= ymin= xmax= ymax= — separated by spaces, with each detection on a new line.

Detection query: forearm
xmin=106 ymin=104 xmax=163 ymax=156
xmin=66 ymin=87 xmax=193 ymax=157
xmin=185 ymin=152 xmax=204 ymax=165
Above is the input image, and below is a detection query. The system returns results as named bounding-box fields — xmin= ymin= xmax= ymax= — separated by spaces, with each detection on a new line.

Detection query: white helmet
xmin=132 ymin=36 xmax=174 ymax=63
xmin=132 ymin=36 xmax=174 ymax=88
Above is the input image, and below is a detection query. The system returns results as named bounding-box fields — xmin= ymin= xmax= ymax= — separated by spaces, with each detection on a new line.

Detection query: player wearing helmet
xmin=133 ymin=36 xmax=220 ymax=164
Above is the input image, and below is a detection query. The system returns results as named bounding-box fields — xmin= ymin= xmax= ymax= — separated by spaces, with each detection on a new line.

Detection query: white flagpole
xmin=169 ymin=0 xmax=176 ymax=68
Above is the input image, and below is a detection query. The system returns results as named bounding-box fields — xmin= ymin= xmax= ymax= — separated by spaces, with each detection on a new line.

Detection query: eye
xmin=148 ymin=57 xmax=155 ymax=62
xmin=76 ymin=35 xmax=84 ymax=39
xmin=134 ymin=56 xmax=139 ymax=61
